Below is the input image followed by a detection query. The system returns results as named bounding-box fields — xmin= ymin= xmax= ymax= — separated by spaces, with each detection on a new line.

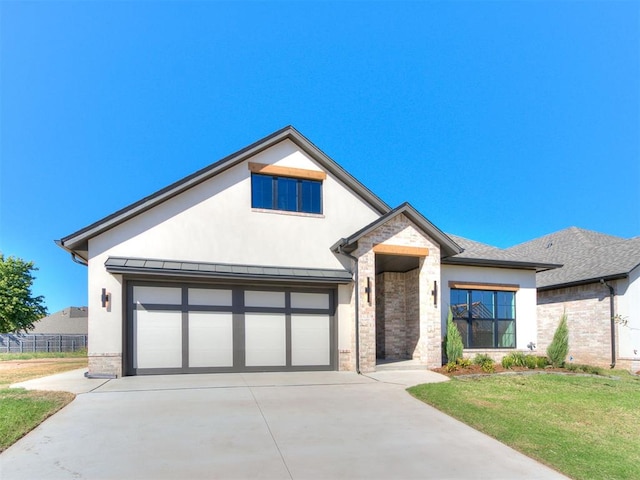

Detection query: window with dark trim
xmin=449 ymin=289 xmax=516 ymax=348
xmin=251 ymin=173 xmax=322 ymax=214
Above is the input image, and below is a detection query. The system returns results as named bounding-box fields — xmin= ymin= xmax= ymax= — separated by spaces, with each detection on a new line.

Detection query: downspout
xmin=336 ymin=241 xmax=361 ymax=374
xmin=54 ymin=240 xmax=88 ymax=266
xmin=600 ymin=278 xmax=616 ymax=368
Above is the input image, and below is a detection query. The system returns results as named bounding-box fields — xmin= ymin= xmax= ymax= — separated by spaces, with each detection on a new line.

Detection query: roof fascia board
xmin=60 ymin=126 xmax=390 ymax=250
xmin=442 ymin=257 xmax=562 ymax=272
xmin=538 ymin=273 xmax=629 ymax=291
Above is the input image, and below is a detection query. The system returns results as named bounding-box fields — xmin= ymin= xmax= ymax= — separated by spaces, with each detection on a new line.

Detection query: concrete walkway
xmin=1 ymin=369 xmax=567 ymax=479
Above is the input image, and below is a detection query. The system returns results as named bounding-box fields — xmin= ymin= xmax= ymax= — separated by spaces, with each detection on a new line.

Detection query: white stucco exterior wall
xmin=440 ymin=265 xmax=538 ymax=354
xmin=616 ymin=266 xmax=640 ymax=364
xmin=85 ymin=139 xmax=382 ymax=373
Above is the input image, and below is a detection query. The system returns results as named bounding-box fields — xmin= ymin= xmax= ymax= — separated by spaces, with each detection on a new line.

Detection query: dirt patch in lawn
xmin=0 ymin=358 xmax=88 ymax=387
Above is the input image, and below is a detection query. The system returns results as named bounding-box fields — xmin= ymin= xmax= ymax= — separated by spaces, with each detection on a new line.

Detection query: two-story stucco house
xmin=57 ymin=126 xmax=556 ymax=377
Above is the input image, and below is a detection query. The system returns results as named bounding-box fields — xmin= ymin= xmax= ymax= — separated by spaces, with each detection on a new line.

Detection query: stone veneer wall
xmin=88 ymin=354 xmax=122 ymax=377
xmin=537 ymin=282 xmax=614 ymax=367
xmin=375 ymin=273 xmax=386 ymax=358
xmin=352 ymin=213 xmax=441 ymax=372
xmin=376 ymin=272 xmax=408 ymax=359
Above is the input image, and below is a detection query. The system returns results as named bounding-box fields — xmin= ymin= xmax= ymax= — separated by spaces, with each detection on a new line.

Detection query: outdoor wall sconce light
xmin=365 ymin=277 xmax=372 ymax=305
xmin=431 ymin=280 xmax=438 ymax=307
xmin=101 ymin=288 xmax=111 ymax=309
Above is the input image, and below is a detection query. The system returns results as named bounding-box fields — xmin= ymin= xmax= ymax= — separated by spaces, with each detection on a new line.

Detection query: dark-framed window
xmin=251 ymin=173 xmax=322 ymax=214
xmin=449 ymin=289 xmax=516 ymax=348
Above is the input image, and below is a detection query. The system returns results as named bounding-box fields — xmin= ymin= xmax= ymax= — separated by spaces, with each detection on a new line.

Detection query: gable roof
xmin=506 ymin=227 xmax=640 ymax=289
xmin=332 ymin=202 xmax=463 ymax=258
xmin=57 ymin=126 xmax=391 ymax=262
xmin=443 ymin=234 xmax=560 ymax=272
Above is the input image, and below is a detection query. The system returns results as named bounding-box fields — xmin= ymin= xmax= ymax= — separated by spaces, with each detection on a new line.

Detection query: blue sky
xmin=1 ymin=1 xmax=638 ymax=314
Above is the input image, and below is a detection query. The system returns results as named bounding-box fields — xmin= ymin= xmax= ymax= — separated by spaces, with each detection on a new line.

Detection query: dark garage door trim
xmin=125 ymin=280 xmax=337 ymax=376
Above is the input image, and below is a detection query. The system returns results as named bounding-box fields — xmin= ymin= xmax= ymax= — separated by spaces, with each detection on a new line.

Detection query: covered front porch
xmin=333 ymin=203 xmax=463 ymax=373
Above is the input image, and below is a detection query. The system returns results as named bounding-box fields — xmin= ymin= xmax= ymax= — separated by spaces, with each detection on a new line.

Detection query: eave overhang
xmin=442 ymin=256 xmax=562 ymax=272
xmin=537 ymin=273 xmax=628 ymax=291
xmin=105 ymin=257 xmax=353 ymax=284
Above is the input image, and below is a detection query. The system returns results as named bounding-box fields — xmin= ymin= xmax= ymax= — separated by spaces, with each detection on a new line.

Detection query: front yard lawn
xmin=408 ymin=372 xmax=640 ymax=480
xmin=0 ymin=355 xmax=88 ymax=451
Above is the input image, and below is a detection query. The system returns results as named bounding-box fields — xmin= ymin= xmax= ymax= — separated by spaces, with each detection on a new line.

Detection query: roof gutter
xmin=600 ymin=278 xmax=616 ymax=368
xmin=54 ymin=240 xmax=88 ymax=266
xmin=335 ymin=239 xmax=361 ymax=374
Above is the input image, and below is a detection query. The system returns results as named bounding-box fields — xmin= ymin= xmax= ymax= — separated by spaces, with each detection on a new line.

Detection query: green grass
xmin=0 ymin=388 xmax=74 ymax=451
xmin=0 ymin=356 xmax=87 ymax=451
xmin=0 ymin=349 xmax=87 ymax=361
xmin=408 ymin=372 xmax=640 ymax=480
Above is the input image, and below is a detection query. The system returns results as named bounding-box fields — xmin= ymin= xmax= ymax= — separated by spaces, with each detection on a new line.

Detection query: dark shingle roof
xmin=506 ymin=227 xmax=640 ymax=289
xmin=442 ymin=234 xmax=560 ymax=272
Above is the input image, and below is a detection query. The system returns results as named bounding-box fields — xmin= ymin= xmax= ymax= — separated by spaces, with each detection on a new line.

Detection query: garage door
xmin=127 ymin=282 xmax=336 ymax=375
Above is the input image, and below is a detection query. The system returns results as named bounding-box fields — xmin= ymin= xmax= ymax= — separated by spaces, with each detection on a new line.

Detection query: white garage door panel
xmin=188 ymin=312 xmax=233 ymax=367
xmin=245 ymin=313 xmax=286 ymax=366
xmin=291 ymin=292 xmax=330 ymax=309
xmin=136 ymin=310 xmax=182 ymax=369
xmin=245 ymin=291 xmax=285 ymax=308
xmin=189 ymin=288 xmax=232 ymax=306
xmin=291 ymin=314 xmax=330 ymax=366
xmin=134 ymin=286 xmax=182 ymax=305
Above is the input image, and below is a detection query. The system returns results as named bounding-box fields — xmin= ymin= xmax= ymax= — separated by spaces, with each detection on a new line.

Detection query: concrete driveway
xmin=1 ymin=370 xmax=567 ymax=480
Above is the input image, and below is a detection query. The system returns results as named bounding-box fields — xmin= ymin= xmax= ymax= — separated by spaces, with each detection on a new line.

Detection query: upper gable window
xmin=251 ymin=174 xmax=322 ymax=214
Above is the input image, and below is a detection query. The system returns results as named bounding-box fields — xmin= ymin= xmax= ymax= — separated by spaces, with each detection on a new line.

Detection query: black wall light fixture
xmin=365 ymin=277 xmax=372 ymax=305
xmin=101 ymin=288 xmax=111 ymax=309
xmin=432 ymin=280 xmax=438 ymax=307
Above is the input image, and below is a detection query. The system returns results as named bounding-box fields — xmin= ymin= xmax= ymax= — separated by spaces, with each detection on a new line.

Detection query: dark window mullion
xmin=271 ymin=176 xmax=278 ymax=209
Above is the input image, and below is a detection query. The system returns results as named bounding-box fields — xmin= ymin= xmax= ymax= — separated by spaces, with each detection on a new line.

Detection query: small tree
xmin=445 ymin=307 xmax=464 ymax=363
xmin=0 ymin=255 xmax=48 ymax=333
xmin=547 ymin=311 xmax=569 ymax=368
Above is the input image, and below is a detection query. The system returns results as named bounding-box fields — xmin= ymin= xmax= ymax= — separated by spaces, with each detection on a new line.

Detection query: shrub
xmin=445 ymin=361 xmax=459 ymax=372
xmin=481 ymin=362 xmax=495 ymax=373
xmin=535 ymin=356 xmax=549 ymax=369
xmin=445 ymin=308 xmax=464 ymax=363
xmin=502 ymin=355 xmax=515 ymax=369
xmin=524 ymin=355 xmax=537 ymax=369
xmin=510 ymin=352 xmax=527 ymax=367
xmin=473 ymin=354 xmax=492 ymax=365
xmin=457 ymin=357 xmax=472 ymax=368
xmin=547 ymin=311 xmax=569 ymax=368
xmin=473 ymin=354 xmax=495 ymax=373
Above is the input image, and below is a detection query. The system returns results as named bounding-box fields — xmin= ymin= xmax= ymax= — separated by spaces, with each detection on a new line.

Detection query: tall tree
xmin=0 ymin=255 xmax=48 ymax=333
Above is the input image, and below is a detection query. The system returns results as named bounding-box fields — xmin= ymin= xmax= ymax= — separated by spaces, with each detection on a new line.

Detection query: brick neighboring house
xmin=507 ymin=227 xmax=640 ymax=370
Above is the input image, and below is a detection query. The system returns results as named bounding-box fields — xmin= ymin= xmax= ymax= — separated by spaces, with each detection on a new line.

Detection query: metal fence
xmin=0 ymin=334 xmax=88 ymax=353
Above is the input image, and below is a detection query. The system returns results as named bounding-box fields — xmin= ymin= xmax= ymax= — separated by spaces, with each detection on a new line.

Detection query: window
xmin=251 ymin=173 xmax=322 ymax=214
xmin=450 ymin=289 xmax=516 ymax=348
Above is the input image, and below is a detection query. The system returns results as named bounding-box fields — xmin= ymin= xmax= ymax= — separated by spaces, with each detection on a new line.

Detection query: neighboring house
xmin=507 ymin=227 xmax=640 ymax=370
xmin=30 ymin=306 xmax=89 ymax=334
xmin=57 ymin=126 xmax=555 ymax=377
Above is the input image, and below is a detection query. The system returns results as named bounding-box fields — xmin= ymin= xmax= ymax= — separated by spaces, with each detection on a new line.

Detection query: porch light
xmin=101 ymin=288 xmax=111 ymax=309
xmin=432 ymin=280 xmax=438 ymax=307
